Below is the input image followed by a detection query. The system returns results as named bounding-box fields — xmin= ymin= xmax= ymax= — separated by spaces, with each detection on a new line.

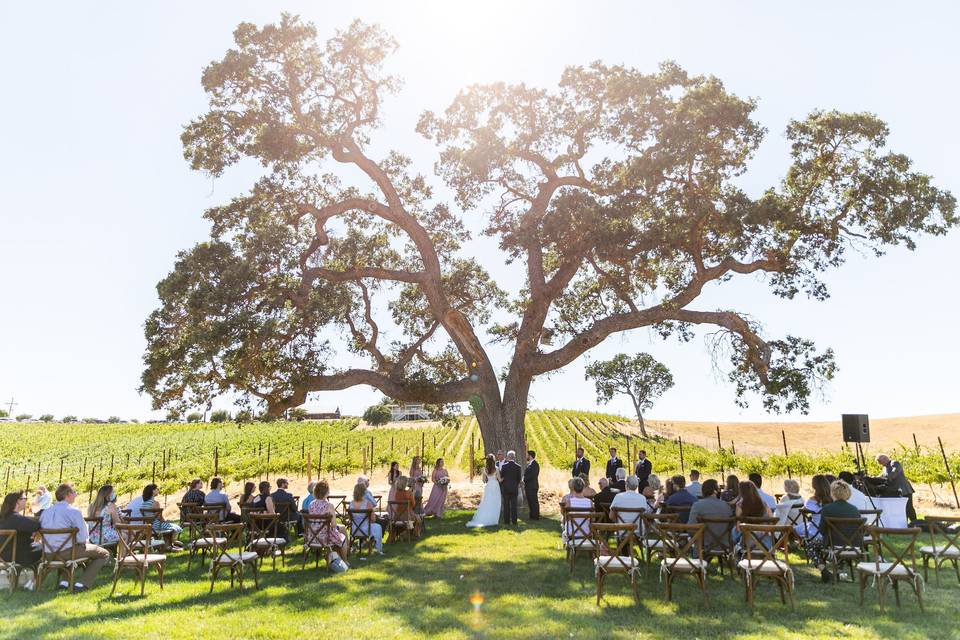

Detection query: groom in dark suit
xmin=523 ymin=450 xmax=540 ymax=520
xmin=499 ymin=451 xmax=522 ymax=526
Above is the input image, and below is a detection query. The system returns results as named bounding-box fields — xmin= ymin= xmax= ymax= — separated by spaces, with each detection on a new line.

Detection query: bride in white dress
xmin=466 ymin=454 xmax=501 ymax=528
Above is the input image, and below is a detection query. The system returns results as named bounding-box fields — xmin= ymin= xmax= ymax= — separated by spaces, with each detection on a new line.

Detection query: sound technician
xmin=875 ymin=453 xmax=917 ymax=524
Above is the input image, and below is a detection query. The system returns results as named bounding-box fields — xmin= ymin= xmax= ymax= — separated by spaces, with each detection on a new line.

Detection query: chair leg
xmin=877 ymin=578 xmax=886 ymax=613
xmin=209 ymin=565 xmax=218 ymax=593
xmin=110 ymin=566 xmax=121 ymax=596
xmin=892 ymin=579 xmax=901 ymax=607
xmin=595 ymin=571 xmax=602 ymax=606
xmin=158 ymin=563 xmax=165 ymax=589
xmin=858 ymin=572 xmax=866 ymax=605
xmin=777 ymin=579 xmax=786 ymax=604
xmin=252 ymin=561 xmax=259 ymax=589
xmin=140 ymin=567 xmax=146 ymax=596
xmin=922 ymin=555 xmax=929 ymax=583
xmin=914 ymin=578 xmax=924 ymax=612
xmin=631 ymin=571 xmax=640 ymax=605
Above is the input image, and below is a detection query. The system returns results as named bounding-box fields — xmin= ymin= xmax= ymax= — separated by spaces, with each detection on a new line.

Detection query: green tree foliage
xmin=288 ymin=407 xmax=308 ymax=421
xmin=0 ymin=409 xmax=7 ymax=418
xmin=142 ymin=16 xmax=955 ymax=455
xmin=61 ymin=415 xmax=77 ymax=423
xmin=107 ymin=416 xmax=121 ymax=424
xmin=186 ymin=412 xmax=203 ymax=423
xmin=210 ymin=410 xmax=230 ymax=423
xmin=363 ymin=404 xmax=392 ymax=426
xmin=15 ymin=414 xmax=32 ymax=421
xmin=585 ymin=353 xmax=674 ymax=437
xmin=39 ymin=414 xmax=54 ymax=422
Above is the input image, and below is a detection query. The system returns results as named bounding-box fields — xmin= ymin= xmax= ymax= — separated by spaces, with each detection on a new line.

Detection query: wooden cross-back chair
xmin=823 ymin=516 xmax=866 ymax=583
xmin=248 ymin=513 xmax=287 ymax=570
xmin=856 ymin=526 xmax=924 ymax=612
xmin=590 ymin=522 xmax=639 ymax=605
xmin=0 ymin=529 xmax=36 ymax=594
xmin=301 ymin=513 xmax=337 ymax=569
xmin=639 ymin=512 xmax=679 ymax=575
xmin=274 ymin=501 xmax=298 ymax=540
xmin=799 ymin=508 xmax=825 ymax=563
xmin=658 ymin=523 xmax=708 ymax=606
xmin=177 ymin=501 xmax=202 ymax=521
xmin=697 ymin=516 xmax=737 ymax=578
xmin=83 ymin=516 xmax=116 ymax=554
xmin=110 ymin=523 xmax=166 ymax=596
xmin=347 ymin=508 xmax=375 ymax=556
xmin=36 ymin=528 xmax=85 ymax=591
xmin=387 ymin=500 xmax=419 ymax=543
xmin=327 ymin=495 xmax=348 ymax=521
xmin=207 ymin=523 xmax=259 ymax=592
xmin=139 ymin=507 xmax=175 ymax=550
xmin=921 ymin=516 xmax=960 ymax=586
xmin=609 ymin=506 xmax=646 ymax=556
xmin=664 ymin=505 xmax=691 ymax=524
xmin=200 ymin=504 xmax=226 ymax=523
xmin=565 ymin=510 xmax=601 ymax=574
xmin=737 ymin=524 xmax=795 ymax=610
xmin=183 ymin=512 xmax=222 ymax=570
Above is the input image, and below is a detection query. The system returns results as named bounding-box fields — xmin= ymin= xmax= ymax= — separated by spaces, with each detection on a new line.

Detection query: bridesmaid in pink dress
xmin=423 ymin=458 xmax=450 ymax=518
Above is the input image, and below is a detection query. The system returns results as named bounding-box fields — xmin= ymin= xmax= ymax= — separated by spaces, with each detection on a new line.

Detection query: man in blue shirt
xmin=39 ymin=483 xmax=110 ymax=592
xmin=665 ymin=475 xmax=697 ymax=523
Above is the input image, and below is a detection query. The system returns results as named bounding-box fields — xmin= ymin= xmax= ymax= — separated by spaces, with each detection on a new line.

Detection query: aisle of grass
xmin=2 ymin=512 xmax=957 ymax=640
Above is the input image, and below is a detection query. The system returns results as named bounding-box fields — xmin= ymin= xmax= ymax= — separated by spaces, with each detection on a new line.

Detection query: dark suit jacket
xmin=523 ymin=460 xmax=540 ymax=487
xmin=884 ymin=461 xmax=914 ymax=495
xmin=500 ymin=461 xmax=522 ymax=495
xmin=572 ymin=457 xmax=590 ymax=480
xmin=635 ymin=458 xmax=652 ymax=482
xmin=605 ymin=457 xmax=624 ymax=480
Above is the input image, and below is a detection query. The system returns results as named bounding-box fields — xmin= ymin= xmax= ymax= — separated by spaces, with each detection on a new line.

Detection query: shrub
xmin=288 ymin=408 xmax=308 ymax=421
xmin=210 ymin=410 xmax=230 ymax=423
xmin=61 ymin=415 xmax=77 ymax=423
xmin=0 ymin=409 xmax=7 ymax=418
xmin=362 ymin=404 xmax=392 ymax=426
xmin=107 ymin=416 xmax=121 ymax=423
xmin=16 ymin=414 xmax=32 ymax=421
xmin=39 ymin=414 xmax=54 ymax=422
xmin=235 ymin=410 xmax=253 ymax=423
xmin=186 ymin=412 xmax=203 ymax=423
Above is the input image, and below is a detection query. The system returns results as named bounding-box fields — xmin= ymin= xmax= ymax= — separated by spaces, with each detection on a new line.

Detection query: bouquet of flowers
xmin=438 ymin=477 xmax=450 ymax=487
xmin=417 ymin=475 xmax=428 ymax=484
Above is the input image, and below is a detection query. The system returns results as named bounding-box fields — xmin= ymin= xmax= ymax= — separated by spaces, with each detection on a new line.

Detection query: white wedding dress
xmin=466 ymin=471 xmax=502 ymax=528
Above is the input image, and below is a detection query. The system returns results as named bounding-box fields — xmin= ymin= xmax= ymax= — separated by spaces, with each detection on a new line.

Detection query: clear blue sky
xmin=1 ymin=1 xmax=958 ymax=422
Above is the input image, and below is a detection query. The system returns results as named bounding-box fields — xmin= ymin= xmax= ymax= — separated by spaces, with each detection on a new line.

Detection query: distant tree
xmin=363 ymin=404 xmax=392 ymax=426
xmin=186 ymin=412 xmax=203 ymax=423
xmin=586 ymin=353 xmax=674 ymax=438
xmin=0 ymin=409 xmax=7 ymax=418
xmin=16 ymin=414 xmax=32 ymax=421
xmin=130 ymin=419 xmax=139 ymax=424
xmin=165 ymin=410 xmax=180 ymax=423
xmin=288 ymin=407 xmax=308 ymax=421
xmin=210 ymin=409 xmax=230 ymax=423
xmin=61 ymin=415 xmax=77 ymax=423
xmin=107 ymin=416 xmax=121 ymax=424
xmin=235 ymin=410 xmax=253 ymax=423
xmin=81 ymin=417 xmax=100 ymax=424
xmin=141 ymin=16 xmax=956 ymax=457
xmin=39 ymin=414 xmax=54 ymax=422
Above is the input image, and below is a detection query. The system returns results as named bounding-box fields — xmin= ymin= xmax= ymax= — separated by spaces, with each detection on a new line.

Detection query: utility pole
xmin=4 ymin=397 xmax=16 ymax=416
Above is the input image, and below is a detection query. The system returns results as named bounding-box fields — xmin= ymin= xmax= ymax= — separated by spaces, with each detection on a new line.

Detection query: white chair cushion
xmin=216 ymin=551 xmax=259 ymax=564
xmin=566 ymin=538 xmax=597 ymax=550
xmin=251 ymin=537 xmax=287 ymax=547
xmin=663 ymin=558 xmax=707 ymax=572
xmin=920 ymin=545 xmax=960 ymax=557
xmin=120 ymin=553 xmax=166 ymax=565
xmin=595 ymin=555 xmax=637 ymax=571
xmin=856 ymin=561 xmax=914 ymax=577
xmin=738 ymin=559 xmax=790 ymax=575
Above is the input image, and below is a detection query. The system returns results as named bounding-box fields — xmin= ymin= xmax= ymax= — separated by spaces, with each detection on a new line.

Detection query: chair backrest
xmin=658 ymin=523 xmax=704 ymax=565
xmin=738 ymin=515 xmax=778 ymax=525
xmin=208 ymin=522 xmax=244 ymax=558
xmin=302 ymin=513 xmax=334 ymax=547
xmin=328 ymin=495 xmax=347 ymax=518
xmin=141 ymin=506 xmax=163 ymax=525
xmin=115 ymin=523 xmax=152 ymax=562
xmin=83 ymin=516 xmax=103 ymax=543
xmin=177 ymin=501 xmax=201 ymax=520
xmin=824 ymin=516 xmax=866 ymax=552
xmin=565 ymin=509 xmax=599 ymax=542
xmin=590 ymin=522 xmax=636 ymax=565
xmin=249 ymin=513 xmax=280 ymax=540
xmin=865 ymin=526 xmax=921 ymax=578
xmin=925 ymin=516 xmax=960 ymax=554
xmin=0 ymin=529 xmax=16 ymax=564
xmin=739 ymin=524 xmax=792 ymax=571
xmin=38 ymin=528 xmax=79 ymax=560
xmin=275 ymin=501 xmax=296 ymax=525
xmin=664 ymin=505 xmax=691 ymax=523
xmin=640 ymin=512 xmax=680 ymax=542
xmin=858 ymin=509 xmax=883 ymax=528
xmin=388 ymin=500 xmax=414 ymax=524
xmin=611 ymin=507 xmax=647 ymax=533
xmin=184 ymin=512 xmax=219 ymax=542
xmin=348 ymin=508 xmax=374 ymax=538
xmin=697 ymin=515 xmax=736 ymax=552
xmin=200 ymin=504 xmax=226 ymax=522
xmin=800 ymin=507 xmax=823 ymax=539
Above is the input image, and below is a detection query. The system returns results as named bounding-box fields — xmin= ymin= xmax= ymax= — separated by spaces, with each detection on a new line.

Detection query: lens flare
xmin=469 ymin=591 xmax=484 ymax=611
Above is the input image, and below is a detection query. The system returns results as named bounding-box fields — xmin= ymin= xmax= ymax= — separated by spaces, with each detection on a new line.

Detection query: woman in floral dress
xmin=308 ymin=480 xmax=350 ymax=570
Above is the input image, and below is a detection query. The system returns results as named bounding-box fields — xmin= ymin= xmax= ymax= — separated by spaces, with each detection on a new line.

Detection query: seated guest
xmin=748 ymin=473 xmax=777 ymax=510
xmin=349 ymin=482 xmax=384 ymax=555
xmin=560 ymin=478 xmax=577 ymax=508
xmin=837 ymin=471 xmax=870 ymax=510
xmin=579 ymin=473 xmax=597 ymax=499
xmin=611 ymin=467 xmax=627 ymax=492
xmin=689 ymin=479 xmax=733 ymax=547
xmin=665 ymin=475 xmax=696 ymax=522
xmin=720 ymin=474 xmax=740 ymax=503
xmin=610 ymin=475 xmax=649 ymax=533
xmin=238 ymin=482 xmax=256 ymax=508
xmin=205 ymin=477 xmax=241 ymax=523
xmin=778 ymin=478 xmax=805 ymax=525
xmin=357 ymin=475 xmax=388 ymax=529
xmin=271 ymin=478 xmax=301 ymax=536
xmin=798 ymin=475 xmax=834 ymax=580
xmin=124 ymin=484 xmax=155 ymax=518
xmin=814 ymin=479 xmax=862 ymax=582
xmin=565 ymin=477 xmax=593 ymax=540
xmin=643 ymin=474 xmax=662 ymax=511
xmin=736 ymin=481 xmax=773 ymax=519
xmin=302 ymin=482 xmax=317 ymax=512
xmin=1 ymin=491 xmax=42 ymax=574
xmin=393 ymin=477 xmax=422 ymax=536
xmin=87 ymin=485 xmax=120 ymax=547
xmin=307 ymin=480 xmax=350 ymax=571
xmin=687 ymin=470 xmax=703 ymax=498
xmin=593 ymin=478 xmax=618 ymax=515
xmin=137 ymin=484 xmax=184 ymax=542
xmin=251 ymin=481 xmax=275 ymax=513
xmin=39 ymin=483 xmax=110 ymax=592
xmin=182 ymin=478 xmax=205 ymax=505
xmin=31 ymin=485 xmax=52 ymax=517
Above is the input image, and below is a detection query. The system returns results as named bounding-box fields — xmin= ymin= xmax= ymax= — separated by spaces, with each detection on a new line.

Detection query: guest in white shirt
xmin=687 ymin=470 xmax=702 ymax=498
xmin=610 ymin=476 xmax=648 ymax=533
xmin=205 ymin=477 xmax=242 ymax=522
xmin=38 ymin=483 xmax=110 ymax=592
xmin=31 ymin=484 xmax=52 ymax=515
xmin=748 ymin=473 xmax=777 ymax=510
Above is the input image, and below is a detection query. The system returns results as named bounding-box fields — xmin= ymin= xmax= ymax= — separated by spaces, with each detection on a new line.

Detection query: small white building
xmin=389 ymin=403 xmax=430 ymax=421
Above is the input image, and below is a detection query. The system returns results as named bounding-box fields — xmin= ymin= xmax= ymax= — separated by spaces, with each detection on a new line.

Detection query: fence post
xmin=937 ymin=436 xmax=960 ymax=509
xmin=678 ymin=436 xmax=685 ymax=475
xmin=782 ymin=430 xmax=792 ymax=478
xmin=912 ymin=433 xmax=920 ymax=456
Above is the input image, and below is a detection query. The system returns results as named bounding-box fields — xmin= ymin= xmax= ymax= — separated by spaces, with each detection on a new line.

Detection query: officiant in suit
xmin=634 ymin=450 xmax=652 ymax=490
xmin=499 ymin=451 xmax=522 ymax=525
xmin=523 ymin=450 xmax=540 ymax=520
xmin=572 ymin=448 xmax=590 ymax=483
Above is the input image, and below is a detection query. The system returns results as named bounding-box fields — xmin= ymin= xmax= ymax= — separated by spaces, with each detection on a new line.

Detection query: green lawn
xmin=2 ymin=512 xmax=957 ymax=640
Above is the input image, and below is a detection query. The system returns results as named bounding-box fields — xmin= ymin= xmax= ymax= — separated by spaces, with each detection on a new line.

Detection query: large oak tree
xmin=142 ymin=16 xmax=956 ymax=456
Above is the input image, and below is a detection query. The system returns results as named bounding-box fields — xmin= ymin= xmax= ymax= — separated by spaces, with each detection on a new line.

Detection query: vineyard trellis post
xmin=370 ymin=437 xmax=375 ymax=477
xmin=937 ymin=436 xmax=960 ymax=509
xmin=214 ymin=446 xmax=219 ymax=477
xmin=716 ymin=426 xmax=722 ymax=450
xmin=731 ymin=441 xmax=736 ymax=455
xmin=22 ymin=474 xmax=31 ymax=514
xmin=58 ymin=458 xmax=64 ymax=484
xmin=152 ymin=460 xmax=156 ymax=484
xmin=109 ymin=455 xmax=114 ymax=481
xmin=267 ymin=442 xmax=271 ymax=481
xmin=87 ymin=467 xmax=95 ymax=503
xmin=912 ymin=433 xmax=920 ymax=456
xmin=307 ymin=451 xmax=313 ymax=482
xmin=782 ymin=430 xmax=792 ymax=478
xmin=3 ymin=467 xmax=8 ymax=493
xmin=469 ymin=441 xmax=474 ymax=483
xmin=318 ymin=442 xmax=324 ymax=476
xmin=678 ymin=436 xmax=685 ymax=475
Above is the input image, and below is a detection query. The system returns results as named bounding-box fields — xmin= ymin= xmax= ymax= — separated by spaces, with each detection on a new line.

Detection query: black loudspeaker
xmin=842 ymin=414 xmax=870 ymax=443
